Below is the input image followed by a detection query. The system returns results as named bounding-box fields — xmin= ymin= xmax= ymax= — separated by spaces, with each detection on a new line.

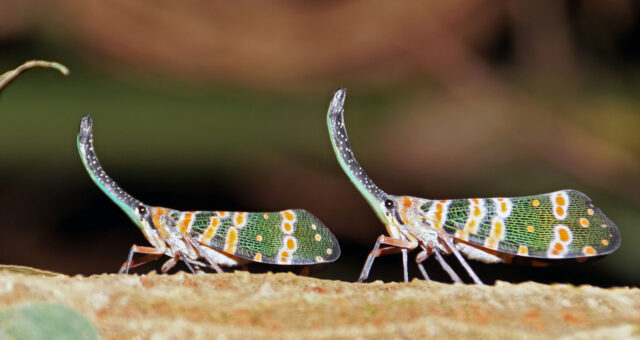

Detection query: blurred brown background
xmin=0 ymin=1 xmax=638 ymax=286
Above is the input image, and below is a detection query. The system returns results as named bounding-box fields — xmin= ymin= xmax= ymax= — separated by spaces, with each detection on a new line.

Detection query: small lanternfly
xmin=77 ymin=115 xmax=340 ymax=274
xmin=326 ymin=89 xmax=620 ymax=283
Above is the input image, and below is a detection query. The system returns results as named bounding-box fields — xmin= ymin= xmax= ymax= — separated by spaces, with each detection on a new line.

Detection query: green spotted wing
xmin=419 ymin=190 xmax=620 ymax=259
xmin=170 ymin=209 xmax=341 ymax=265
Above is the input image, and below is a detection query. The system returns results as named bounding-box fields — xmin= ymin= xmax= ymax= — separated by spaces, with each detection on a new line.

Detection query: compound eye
xmin=136 ymin=205 xmax=147 ymax=216
xmin=384 ymin=199 xmax=394 ymax=209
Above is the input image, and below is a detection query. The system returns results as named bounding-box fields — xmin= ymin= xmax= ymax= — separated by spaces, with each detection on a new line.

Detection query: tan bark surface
xmin=0 ymin=266 xmax=638 ymax=339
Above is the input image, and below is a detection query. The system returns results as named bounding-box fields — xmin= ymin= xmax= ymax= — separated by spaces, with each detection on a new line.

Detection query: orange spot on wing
xmin=204 ymin=225 xmax=216 ymax=240
xmin=527 ymin=225 xmax=535 ymax=233
xmin=210 ymin=217 xmax=220 ymax=228
xmin=558 ymin=228 xmax=570 ymax=243
xmin=501 ymin=202 xmax=508 ymax=213
xmin=484 ymin=238 xmax=499 ymax=250
xmin=601 ymin=239 xmax=609 ymax=246
xmin=473 ymin=206 xmax=481 ymax=217
xmin=556 ymin=195 xmax=566 ymax=206
xmin=554 ymin=242 xmax=564 ymax=251
xmin=287 ymin=238 xmax=296 ymax=250
xmin=470 ymin=198 xmax=480 ymax=205
xmin=517 ymin=245 xmax=528 ymax=256
xmin=223 ymin=227 xmax=239 ymax=254
xmin=281 ymin=251 xmax=290 ymax=258
xmin=532 ymin=199 xmax=540 ymax=207
xmin=556 ymin=206 xmax=565 ymax=216
xmin=178 ymin=213 xmax=192 ymax=233
xmin=402 ymin=197 xmax=412 ymax=207
xmin=468 ymin=220 xmax=476 ymax=228
xmin=152 ymin=208 xmax=165 ymax=228
xmin=283 ymin=222 xmax=293 ymax=233
xmin=435 ymin=204 xmax=443 ymax=221
xmin=283 ymin=210 xmax=295 ymax=221
xmin=579 ymin=218 xmax=589 ymax=228
xmin=234 ymin=213 xmax=244 ymax=225
xmin=582 ymin=246 xmax=596 ymax=256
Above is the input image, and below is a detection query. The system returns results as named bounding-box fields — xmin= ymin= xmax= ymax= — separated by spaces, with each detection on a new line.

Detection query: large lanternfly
xmin=326 ymin=89 xmax=620 ymax=283
xmin=77 ymin=115 xmax=340 ymax=274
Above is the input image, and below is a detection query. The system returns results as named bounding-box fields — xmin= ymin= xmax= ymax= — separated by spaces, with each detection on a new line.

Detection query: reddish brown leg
xmin=119 ymin=245 xmax=165 ymax=274
xmin=118 ymin=254 xmax=162 ymax=272
xmin=358 ymin=235 xmax=417 ymax=282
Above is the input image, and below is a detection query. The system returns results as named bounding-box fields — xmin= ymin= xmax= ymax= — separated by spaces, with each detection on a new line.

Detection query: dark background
xmin=0 ymin=1 xmax=638 ymax=287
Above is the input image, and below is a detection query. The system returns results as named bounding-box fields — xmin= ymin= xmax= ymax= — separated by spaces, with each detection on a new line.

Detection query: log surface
xmin=0 ymin=266 xmax=639 ymax=339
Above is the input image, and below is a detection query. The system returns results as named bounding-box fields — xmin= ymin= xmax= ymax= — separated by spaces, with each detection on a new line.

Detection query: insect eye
xmin=136 ymin=205 xmax=147 ymax=215
xmin=384 ymin=199 xmax=394 ymax=209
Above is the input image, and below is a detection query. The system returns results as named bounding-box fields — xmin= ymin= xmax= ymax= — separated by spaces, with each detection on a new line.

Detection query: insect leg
xmin=433 ymin=248 xmax=463 ymax=284
xmin=401 ymin=249 xmax=409 ymax=283
xmin=118 ymin=253 xmax=162 ymax=272
xmin=415 ymin=249 xmax=431 ymax=281
xmin=183 ymin=234 xmax=224 ymax=274
xmin=179 ymin=252 xmax=197 ymax=274
xmin=438 ymin=230 xmax=483 ymax=284
xmin=119 ymin=245 xmax=165 ymax=274
xmin=160 ymin=253 xmax=181 ymax=273
xmin=358 ymin=235 xmax=417 ymax=282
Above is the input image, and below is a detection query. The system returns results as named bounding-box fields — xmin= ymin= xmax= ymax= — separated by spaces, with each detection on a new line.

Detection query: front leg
xmin=118 ymin=245 xmax=165 ymax=274
xmin=358 ymin=235 xmax=418 ymax=282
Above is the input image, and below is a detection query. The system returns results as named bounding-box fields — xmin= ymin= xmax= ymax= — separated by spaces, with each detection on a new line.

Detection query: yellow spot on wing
xmin=200 ymin=216 xmax=221 ymax=244
xmin=558 ymin=228 xmax=570 ymax=243
xmin=286 ymin=237 xmax=296 ymax=250
xmin=254 ymin=253 xmax=262 ymax=262
xmin=531 ymin=199 xmax=540 ymax=207
xmin=224 ymin=227 xmax=239 ymax=254
xmin=601 ymin=239 xmax=609 ymax=246
xmin=282 ymin=210 xmax=295 ymax=221
xmin=579 ymin=218 xmax=589 ymax=228
xmin=582 ymin=246 xmax=596 ymax=256
xmin=484 ymin=238 xmax=499 ymax=250
xmin=256 ymin=235 xmax=263 ymax=242
xmin=526 ymin=225 xmax=535 ymax=233
xmin=587 ymin=208 xmax=594 ymax=216
xmin=178 ymin=213 xmax=192 ymax=233
xmin=263 ymin=213 xmax=269 ymax=220
xmin=517 ymin=245 xmax=529 ymax=256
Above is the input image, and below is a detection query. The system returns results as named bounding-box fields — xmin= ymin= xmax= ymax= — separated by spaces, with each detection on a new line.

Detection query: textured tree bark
xmin=0 ymin=265 xmax=638 ymax=339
